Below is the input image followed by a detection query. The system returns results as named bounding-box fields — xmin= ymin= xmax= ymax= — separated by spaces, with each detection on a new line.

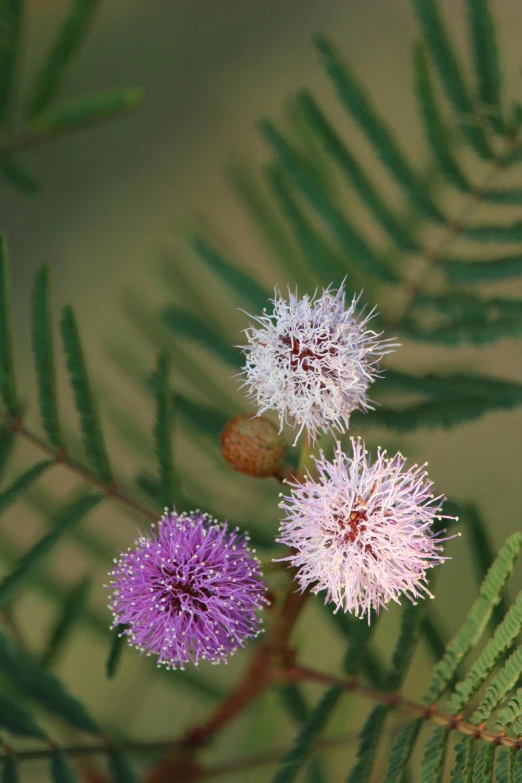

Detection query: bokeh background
xmin=3 ymin=0 xmax=522 ymax=780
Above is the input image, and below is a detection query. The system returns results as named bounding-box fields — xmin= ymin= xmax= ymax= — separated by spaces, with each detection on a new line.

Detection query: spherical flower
xmin=107 ymin=510 xmax=267 ymax=669
xmin=220 ymin=414 xmax=287 ymax=478
xmin=238 ymin=283 xmax=397 ymax=444
xmin=276 ymin=438 xmax=458 ymax=619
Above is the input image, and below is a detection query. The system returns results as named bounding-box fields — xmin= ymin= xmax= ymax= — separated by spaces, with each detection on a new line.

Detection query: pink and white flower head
xmin=277 ymin=438 xmax=458 ymax=620
xmin=238 ymin=283 xmax=397 ymax=444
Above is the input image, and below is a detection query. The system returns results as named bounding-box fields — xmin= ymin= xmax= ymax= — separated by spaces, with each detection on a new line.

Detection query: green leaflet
xmin=0 ymin=692 xmax=46 ymax=739
xmin=270 ymin=686 xmax=343 ymax=783
xmin=107 ymin=749 xmax=141 ymax=783
xmin=413 ymin=43 xmax=470 ymax=193
xmin=152 ymin=352 xmax=181 ymax=509
xmin=192 ymin=235 xmax=271 ymax=314
xmin=225 ymin=163 xmax=316 ymax=292
xmin=0 ymin=460 xmax=53 ymax=516
xmin=313 ymin=33 xmax=447 ymax=223
xmin=175 ymin=393 xmax=228 ymax=441
xmin=258 ymin=119 xmax=396 ymax=283
xmin=461 ymin=220 xmax=522 ymax=243
xmin=449 ymin=737 xmax=474 ymax=783
xmin=0 ymin=153 xmax=40 ymax=195
xmin=425 ymin=533 xmax=522 ymax=704
xmin=495 ymin=746 xmax=516 ymax=783
xmin=41 ymin=576 xmax=92 ymax=668
xmin=0 ymin=0 xmax=23 ymax=127
xmin=0 ymin=493 xmax=103 ymax=610
xmin=61 ymin=305 xmax=113 ymax=483
xmin=389 ymin=603 xmax=426 ymax=690
xmin=474 ymin=643 xmax=522 ymax=725
xmin=383 ymin=718 xmax=423 ymax=783
xmin=347 ymin=704 xmax=389 ymax=783
xmin=466 ymin=0 xmax=504 ymax=134
xmin=106 ymin=624 xmax=128 ymax=680
xmin=29 ymin=89 xmax=142 ymax=138
xmin=1 ymin=755 xmax=18 ymax=783
xmin=495 ymin=688 xmax=522 ymax=733
xmin=161 ymin=306 xmax=243 ymax=368
xmin=49 ymin=751 xmax=78 ymax=783
xmin=514 ymin=748 xmax=522 ymax=783
xmin=410 ymin=0 xmax=492 ymax=159
xmin=352 ymin=398 xmax=505 ymax=432
xmin=471 ymin=743 xmax=494 ymax=783
xmin=296 ymin=89 xmax=418 ymax=250
xmin=0 ymin=236 xmax=19 ymax=417
xmin=420 ymin=726 xmax=450 ymax=783
xmin=32 ymin=266 xmax=63 ymax=448
xmin=25 ymin=0 xmax=100 ymax=118
xmin=277 ymin=685 xmax=327 ymax=783
xmin=380 ymin=369 xmax=522 ymax=405
xmin=438 ymin=253 xmax=522 ymax=284
xmin=0 ymin=630 xmax=101 ymax=734
xmin=265 ymin=163 xmax=350 ymax=285
xmin=0 ymin=427 xmax=15 ymax=480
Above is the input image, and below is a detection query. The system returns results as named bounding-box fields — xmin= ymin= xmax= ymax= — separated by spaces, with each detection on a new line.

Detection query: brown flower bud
xmin=220 ymin=415 xmax=287 ymax=478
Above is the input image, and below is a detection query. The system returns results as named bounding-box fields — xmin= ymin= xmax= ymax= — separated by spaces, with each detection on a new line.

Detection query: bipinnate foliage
xmin=2 ymin=0 xmax=522 ymax=781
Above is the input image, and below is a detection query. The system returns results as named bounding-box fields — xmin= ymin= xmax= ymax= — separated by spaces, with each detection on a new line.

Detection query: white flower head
xmin=276 ymin=437 xmax=458 ymax=620
xmin=238 ymin=283 xmax=397 ymax=444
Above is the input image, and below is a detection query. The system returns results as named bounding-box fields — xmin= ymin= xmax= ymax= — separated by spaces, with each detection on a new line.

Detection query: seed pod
xmin=220 ymin=415 xmax=287 ymax=478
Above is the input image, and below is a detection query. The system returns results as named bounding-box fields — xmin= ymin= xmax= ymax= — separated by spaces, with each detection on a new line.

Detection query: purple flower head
xmin=277 ymin=438 xmax=458 ymax=620
xmin=107 ymin=510 xmax=267 ymax=669
xmin=239 ymin=283 xmax=398 ymax=444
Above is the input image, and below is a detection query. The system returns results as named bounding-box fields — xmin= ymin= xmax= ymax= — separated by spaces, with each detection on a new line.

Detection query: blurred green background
xmin=3 ymin=0 xmax=522 ymax=780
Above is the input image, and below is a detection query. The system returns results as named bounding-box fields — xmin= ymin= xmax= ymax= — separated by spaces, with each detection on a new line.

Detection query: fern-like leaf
xmin=466 ymin=0 xmax=504 ymax=134
xmin=494 ymin=746 xmax=515 ymax=783
xmin=175 ymin=394 xmax=228 ymax=441
xmin=353 ymin=398 xmax=504 ymax=432
xmin=495 ymin=689 xmax=522 ymax=733
xmin=61 ymin=305 xmax=113 ymax=483
xmin=420 ymin=726 xmax=450 ymax=783
xmin=380 ymin=370 xmax=522 ymax=405
xmin=0 ymin=460 xmax=53 ymax=516
xmin=25 ymin=0 xmax=100 ymax=118
xmin=449 ymin=736 xmax=474 ymax=783
xmin=472 ymin=642 xmax=522 ymax=725
xmin=161 ymin=307 xmax=242 ymax=368
xmin=0 ymin=236 xmax=19 ymax=417
xmin=32 ymin=266 xmax=63 ymax=448
xmin=438 ymin=254 xmax=522 ymax=284
xmin=383 ymin=718 xmax=423 ymax=783
xmin=41 ymin=576 xmax=92 ymax=668
xmin=347 ymin=704 xmax=389 ymax=783
xmin=0 ymin=630 xmax=100 ymax=734
xmin=1 ymin=755 xmax=18 ymax=783
xmin=107 ymin=749 xmax=140 ymax=783
xmin=471 ymin=743 xmax=495 ymax=783
xmin=515 ymin=751 xmax=522 ymax=783
xmin=0 ymin=0 xmax=23 ymax=128
xmin=30 ymin=89 xmax=142 ymax=138
xmin=0 ymin=692 xmax=46 ymax=739
xmin=106 ymin=624 xmax=127 ymax=680
xmin=152 ymin=351 xmax=181 ymax=509
xmin=425 ymin=533 xmax=522 ymax=703
xmin=0 ymin=493 xmax=103 ymax=610
xmin=49 ymin=751 xmax=78 ymax=783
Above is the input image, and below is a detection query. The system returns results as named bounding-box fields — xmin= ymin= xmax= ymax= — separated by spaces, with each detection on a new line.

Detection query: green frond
xmin=466 ymin=0 xmax=504 ymax=135
xmin=25 ymin=0 xmax=100 ymax=118
xmin=32 ymin=266 xmax=63 ymax=448
xmin=312 ymin=33 xmax=447 ymax=222
xmin=0 ymin=460 xmax=53 ymax=515
xmin=425 ymin=533 xmax=522 ymax=704
xmin=30 ymin=89 xmax=142 ymax=138
xmin=175 ymin=394 xmax=228 ymax=442
xmin=152 ymin=351 xmax=181 ymax=509
xmin=49 ymin=751 xmax=78 ymax=783
xmin=0 ymin=631 xmax=101 ymax=735
xmin=0 ymin=492 xmax=103 ymax=610
xmin=437 ymin=253 xmax=522 ymax=284
xmin=0 ymin=692 xmax=46 ymax=740
xmin=410 ymin=0 xmax=493 ymax=159
xmin=494 ymin=746 xmax=516 ymax=783
xmin=107 ymin=749 xmax=140 ymax=783
xmin=277 ymin=685 xmax=327 ymax=783
xmin=296 ymin=89 xmax=419 ymax=250
xmin=60 ymin=305 xmax=113 ymax=483
xmin=0 ymin=236 xmax=19 ymax=417
xmin=161 ymin=306 xmax=242 ymax=368
xmin=270 ymin=686 xmax=342 ymax=783
xmin=383 ymin=718 xmax=423 ymax=783
xmin=192 ymin=235 xmax=270 ymax=313
xmin=388 ymin=602 xmax=425 ymax=690
xmin=413 ymin=43 xmax=470 ymax=193
xmin=353 ymin=398 xmax=504 ymax=432
xmin=380 ymin=370 xmax=522 ymax=405
xmin=347 ymin=704 xmax=389 ymax=783
xmin=106 ymin=624 xmax=127 ymax=680
xmin=449 ymin=737 xmax=474 ymax=783
xmin=474 ymin=643 xmax=522 ymax=724
xmin=0 ymin=0 xmax=23 ymax=128
xmin=319 ymin=604 xmax=386 ymax=687
xmin=1 ymin=755 xmax=19 ymax=783
xmin=494 ymin=688 xmax=522 ymax=733
xmin=471 ymin=743 xmax=494 ymax=783
xmin=258 ymin=119 xmax=396 ymax=283
xmin=342 ymin=614 xmax=378 ymax=676
xmin=461 ymin=219 xmax=522 ymax=243
xmin=0 ymin=427 xmax=15 ymax=480
xmin=420 ymin=726 xmax=450 ymax=783
xmin=0 ymin=153 xmax=40 ymax=194
xmin=265 ymin=163 xmax=349 ymax=285
xmin=41 ymin=576 xmax=92 ymax=668
xmin=514 ymin=749 xmax=522 ymax=783
xmin=422 ymin=614 xmax=448 ymax=664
